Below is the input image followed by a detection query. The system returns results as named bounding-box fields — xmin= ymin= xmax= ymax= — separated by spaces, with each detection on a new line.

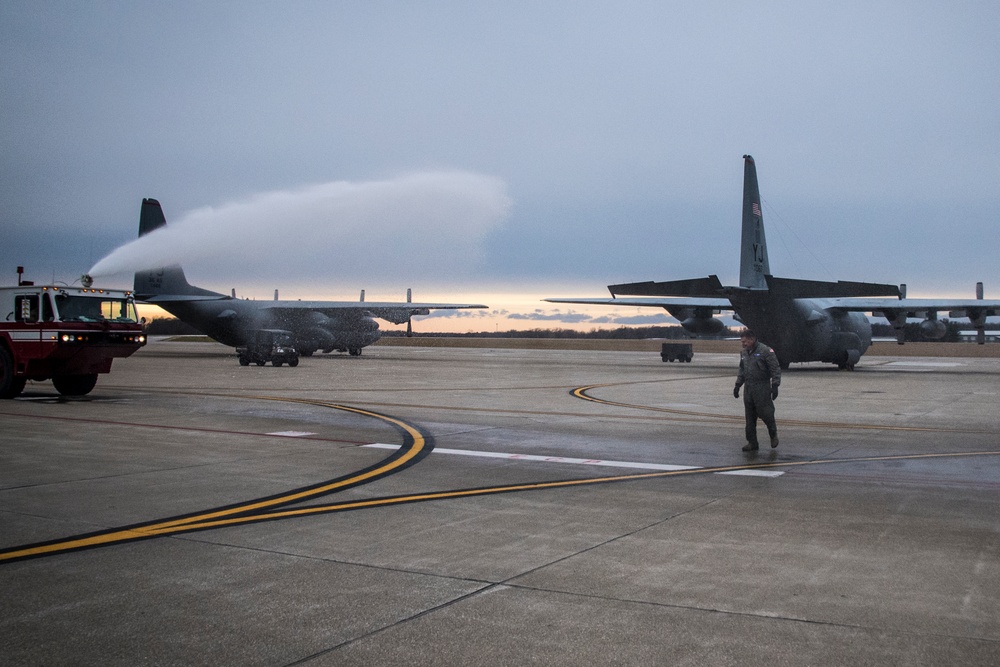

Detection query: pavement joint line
xmin=283 ymin=582 xmax=503 ymax=665
xmin=0 ymin=410 xmax=368 ymax=445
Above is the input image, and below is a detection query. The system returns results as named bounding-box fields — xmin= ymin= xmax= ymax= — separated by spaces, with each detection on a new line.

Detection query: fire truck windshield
xmin=55 ymin=294 xmax=139 ymax=323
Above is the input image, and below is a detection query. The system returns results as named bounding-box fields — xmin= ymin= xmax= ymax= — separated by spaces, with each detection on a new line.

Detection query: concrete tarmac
xmin=2 ymin=340 xmax=999 ymax=665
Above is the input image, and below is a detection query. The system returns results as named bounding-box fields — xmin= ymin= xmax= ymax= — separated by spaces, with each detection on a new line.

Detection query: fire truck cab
xmin=1 ymin=269 xmax=147 ymax=398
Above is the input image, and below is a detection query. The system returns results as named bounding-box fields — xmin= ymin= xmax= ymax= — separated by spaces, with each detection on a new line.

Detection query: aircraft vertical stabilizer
xmin=739 ymin=155 xmax=770 ymax=288
xmin=133 ymin=198 xmax=223 ymax=300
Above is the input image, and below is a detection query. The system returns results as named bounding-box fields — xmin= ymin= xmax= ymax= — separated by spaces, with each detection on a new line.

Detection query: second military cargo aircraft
xmin=133 ymin=198 xmax=487 ymax=359
xmin=546 ymin=155 xmax=1000 ymax=369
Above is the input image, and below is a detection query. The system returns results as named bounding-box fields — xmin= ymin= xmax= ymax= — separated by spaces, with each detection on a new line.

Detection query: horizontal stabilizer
xmin=140 ymin=294 xmax=228 ymax=303
xmin=764 ymin=276 xmax=900 ymax=299
xmin=609 ymin=275 xmax=725 ymax=298
xmin=545 ymin=296 xmax=732 ymax=310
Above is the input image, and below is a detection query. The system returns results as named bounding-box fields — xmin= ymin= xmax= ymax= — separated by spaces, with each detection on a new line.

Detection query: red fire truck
xmin=1 ymin=267 xmax=146 ymax=398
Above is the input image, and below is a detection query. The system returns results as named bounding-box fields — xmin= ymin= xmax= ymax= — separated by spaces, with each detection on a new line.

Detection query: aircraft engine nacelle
xmin=326 ymin=328 xmax=381 ymax=350
xmin=667 ymin=307 xmax=725 ymax=335
xmin=918 ymin=318 xmax=947 ymax=339
xmin=379 ymin=308 xmax=429 ymax=325
xmin=303 ymin=327 xmax=336 ymax=347
xmin=307 ymin=312 xmax=332 ymax=327
xmin=679 ymin=316 xmax=726 ymax=335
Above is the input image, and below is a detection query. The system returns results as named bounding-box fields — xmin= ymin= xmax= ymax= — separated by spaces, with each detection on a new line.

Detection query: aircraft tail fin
xmin=133 ymin=199 xmax=223 ymax=301
xmin=739 ymin=155 xmax=770 ymax=288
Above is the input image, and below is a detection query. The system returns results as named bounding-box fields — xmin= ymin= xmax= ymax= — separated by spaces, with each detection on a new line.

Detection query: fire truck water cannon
xmin=1 ymin=267 xmax=147 ymax=399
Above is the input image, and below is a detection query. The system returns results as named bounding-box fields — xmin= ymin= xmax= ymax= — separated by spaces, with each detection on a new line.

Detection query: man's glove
xmin=733 ymin=384 xmax=741 ymax=399
xmin=771 ymin=385 xmax=779 ymax=400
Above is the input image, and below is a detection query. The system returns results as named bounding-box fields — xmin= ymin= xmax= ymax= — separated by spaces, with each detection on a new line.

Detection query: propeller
xmin=406 ymin=288 xmax=413 ymax=337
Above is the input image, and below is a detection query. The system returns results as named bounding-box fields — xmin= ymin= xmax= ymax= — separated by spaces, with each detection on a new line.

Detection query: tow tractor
xmin=1 ymin=267 xmax=147 ymax=398
xmin=237 ymin=329 xmax=300 ymax=367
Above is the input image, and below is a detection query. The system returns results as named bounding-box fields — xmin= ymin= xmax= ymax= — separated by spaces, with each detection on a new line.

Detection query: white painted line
xmin=885 ymin=361 xmax=963 ymax=368
xmin=363 ymin=444 xmax=783 ymax=477
xmin=267 ymin=431 xmax=318 ymax=437
xmin=718 ymin=469 xmax=785 ymax=478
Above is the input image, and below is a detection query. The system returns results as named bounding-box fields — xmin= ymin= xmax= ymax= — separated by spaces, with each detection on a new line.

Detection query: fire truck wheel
xmin=52 ymin=374 xmax=99 ymax=396
xmin=1 ymin=347 xmax=27 ymax=399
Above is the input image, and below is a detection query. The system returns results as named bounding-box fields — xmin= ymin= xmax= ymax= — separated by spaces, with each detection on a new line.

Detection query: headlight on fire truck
xmin=60 ymin=333 xmax=89 ymax=343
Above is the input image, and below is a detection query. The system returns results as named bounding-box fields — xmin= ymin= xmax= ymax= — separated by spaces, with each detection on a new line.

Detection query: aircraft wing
xmin=544 ymin=297 xmax=733 ymax=310
xmin=818 ymin=297 xmax=1000 ymax=319
xmin=140 ymin=294 xmax=229 ymax=303
xmin=260 ymin=300 xmax=488 ymax=325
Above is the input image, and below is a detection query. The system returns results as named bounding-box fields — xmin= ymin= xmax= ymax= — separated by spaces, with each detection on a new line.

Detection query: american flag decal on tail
xmin=752 ymin=202 xmax=762 ymax=217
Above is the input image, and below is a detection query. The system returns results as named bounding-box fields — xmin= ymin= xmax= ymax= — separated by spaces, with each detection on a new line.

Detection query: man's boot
xmin=770 ymin=435 xmax=779 ymax=448
xmin=742 ymin=442 xmax=759 ymax=452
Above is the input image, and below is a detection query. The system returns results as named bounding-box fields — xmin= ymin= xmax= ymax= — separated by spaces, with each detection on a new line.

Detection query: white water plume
xmin=89 ymin=171 xmax=511 ymax=288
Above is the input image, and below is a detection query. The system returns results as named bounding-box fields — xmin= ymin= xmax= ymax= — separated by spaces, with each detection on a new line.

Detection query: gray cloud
xmin=2 ymin=2 xmax=998 ymax=298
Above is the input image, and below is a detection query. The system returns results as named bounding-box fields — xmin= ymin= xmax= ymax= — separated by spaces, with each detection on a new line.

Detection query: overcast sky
xmin=2 ymin=1 xmax=998 ymax=328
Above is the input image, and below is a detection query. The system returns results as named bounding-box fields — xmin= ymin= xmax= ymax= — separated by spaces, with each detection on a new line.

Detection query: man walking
xmin=733 ymin=329 xmax=781 ymax=452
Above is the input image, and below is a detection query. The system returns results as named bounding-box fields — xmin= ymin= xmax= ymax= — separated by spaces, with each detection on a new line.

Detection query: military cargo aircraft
xmin=133 ymin=198 xmax=487 ymax=358
xmin=546 ymin=155 xmax=1000 ymax=369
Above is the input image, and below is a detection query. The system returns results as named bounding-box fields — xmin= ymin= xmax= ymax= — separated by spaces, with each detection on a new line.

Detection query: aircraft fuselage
xmin=731 ymin=294 xmax=871 ymax=368
xmin=158 ymin=298 xmax=382 ymax=353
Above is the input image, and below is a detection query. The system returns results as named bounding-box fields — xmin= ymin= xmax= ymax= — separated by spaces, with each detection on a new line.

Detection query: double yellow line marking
xmin=5 ymin=390 xmax=998 ymax=564
xmin=1 ymin=398 xmax=429 ymax=563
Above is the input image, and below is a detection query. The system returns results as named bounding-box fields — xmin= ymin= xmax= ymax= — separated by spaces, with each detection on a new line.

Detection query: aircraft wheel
xmin=238 ymin=355 xmax=250 ymax=366
xmin=288 ymin=357 xmax=299 ymax=367
xmin=52 ymin=373 xmax=98 ymax=396
xmin=348 ymin=348 xmax=362 ymax=356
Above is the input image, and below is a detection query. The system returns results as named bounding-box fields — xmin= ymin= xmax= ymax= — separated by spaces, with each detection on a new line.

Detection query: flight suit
xmin=735 ymin=341 xmax=781 ymax=449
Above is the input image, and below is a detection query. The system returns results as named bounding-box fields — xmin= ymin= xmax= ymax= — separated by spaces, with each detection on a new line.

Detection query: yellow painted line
xmin=572 ymin=384 xmax=995 ymax=434
xmin=5 ymin=387 xmax=998 ymax=564
xmin=116 ymin=449 xmax=1000 ymax=534
xmin=146 ymin=399 xmax=426 ymax=531
xmin=0 ymin=397 xmax=427 ymax=563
